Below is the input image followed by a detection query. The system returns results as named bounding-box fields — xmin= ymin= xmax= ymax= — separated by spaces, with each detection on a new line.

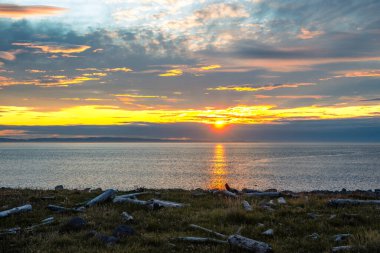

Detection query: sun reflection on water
xmin=209 ymin=144 xmax=227 ymax=189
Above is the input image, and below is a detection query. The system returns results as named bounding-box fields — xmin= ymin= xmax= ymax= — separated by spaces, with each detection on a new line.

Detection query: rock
xmin=262 ymin=229 xmax=273 ymax=236
xmin=61 ymin=217 xmax=86 ymax=232
xmin=55 ymin=185 xmax=64 ymax=191
xmin=242 ymin=200 xmax=253 ymax=211
xmin=277 ymin=197 xmax=286 ymax=204
xmin=112 ymin=225 xmax=135 ymax=238
xmin=121 ymin=211 xmax=133 ymax=222
xmin=88 ymin=230 xmax=119 ymax=245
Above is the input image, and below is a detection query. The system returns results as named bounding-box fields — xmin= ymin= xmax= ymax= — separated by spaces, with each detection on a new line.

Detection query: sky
xmin=0 ymin=0 xmax=379 ymax=141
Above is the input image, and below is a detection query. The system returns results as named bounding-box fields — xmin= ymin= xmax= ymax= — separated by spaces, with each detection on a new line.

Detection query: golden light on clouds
xmin=1 ymin=104 xmax=380 ymax=126
xmin=12 ymin=42 xmax=90 ymax=54
xmin=208 ymin=83 xmax=315 ymax=92
xmin=159 ymin=69 xmax=183 ymax=77
xmin=200 ymin=64 xmax=221 ymax=70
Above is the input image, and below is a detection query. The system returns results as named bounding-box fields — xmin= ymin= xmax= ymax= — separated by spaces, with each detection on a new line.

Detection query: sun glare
xmin=214 ymin=120 xmax=226 ymax=129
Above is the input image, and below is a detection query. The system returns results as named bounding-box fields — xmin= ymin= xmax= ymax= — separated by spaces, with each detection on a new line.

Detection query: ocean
xmin=0 ymin=142 xmax=379 ymax=191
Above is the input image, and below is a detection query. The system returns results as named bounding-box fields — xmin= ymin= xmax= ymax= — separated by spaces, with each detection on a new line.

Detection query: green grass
xmin=1 ymin=188 xmax=379 ymax=253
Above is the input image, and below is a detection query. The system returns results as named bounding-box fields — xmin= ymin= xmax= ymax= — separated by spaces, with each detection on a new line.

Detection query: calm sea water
xmin=0 ymin=143 xmax=379 ymax=191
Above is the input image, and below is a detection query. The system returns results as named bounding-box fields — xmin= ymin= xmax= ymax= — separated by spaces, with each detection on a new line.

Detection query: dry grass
xmin=1 ymin=188 xmax=380 ymax=253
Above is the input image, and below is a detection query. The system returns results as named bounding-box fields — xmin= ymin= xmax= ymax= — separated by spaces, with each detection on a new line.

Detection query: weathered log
xmin=114 ymin=192 xmax=151 ymax=200
xmin=25 ymin=217 xmax=55 ymax=231
xmin=189 ymin=224 xmax=228 ymax=239
xmin=228 ymin=234 xmax=273 ymax=253
xmin=246 ymin=192 xmax=280 ymax=197
xmin=113 ymin=197 xmax=148 ymax=205
xmin=332 ymin=246 xmax=352 ymax=252
xmin=0 ymin=204 xmax=32 ymax=218
xmin=328 ymin=199 xmax=380 ymax=206
xmin=85 ymin=189 xmax=116 ymax=207
xmin=187 ymin=224 xmax=272 ymax=253
xmin=0 ymin=227 xmax=21 ymax=236
xmin=47 ymin=204 xmax=84 ymax=213
xmin=242 ymin=200 xmax=253 ymax=211
xmin=222 ymin=190 xmax=238 ymax=198
xmin=333 ymin=234 xmax=352 ymax=242
xmin=148 ymin=199 xmax=185 ymax=208
xmin=174 ymin=236 xmax=228 ymax=244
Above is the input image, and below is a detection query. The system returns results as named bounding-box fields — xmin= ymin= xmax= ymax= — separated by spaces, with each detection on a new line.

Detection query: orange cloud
xmin=0 ymin=129 xmax=27 ymax=137
xmin=0 ymin=4 xmax=66 ymax=18
xmin=336 ymin=70 xmax=380 ymax=78
xmin=12 ymin=42 xmax=90 ymax=54
xmin=297 ymin=28 xmax=324 ymax=40
xmin=207 ymin=83 xmax=315 ymax=92
xmin=26 ymin=69 xmax=46 ymax=73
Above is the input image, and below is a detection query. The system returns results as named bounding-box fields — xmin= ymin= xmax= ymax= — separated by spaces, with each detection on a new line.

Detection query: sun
xmin=214 ymin=120 xmax=226 ymax=129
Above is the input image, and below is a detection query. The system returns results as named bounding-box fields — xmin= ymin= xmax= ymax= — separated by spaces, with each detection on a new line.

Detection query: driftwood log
xmin=0 ymin=204 xmax=32 ymax=218
xmin=175 ymin=236 xmax=228 ymax=244
xmin=113 ymin=192 xmax=151 ymax=203
xmin=25 ymin=217 xmax=55 ymax=232
xmin=182 ymin=224 xmax=272 ymax=253
xmin=47 ymin=204 xmax=84 ymax=213
xmin=222 ymin=190 xmax=238 ymax=198
xmin=328 ymin=199 xmax=380 ymax=206
xmin=0 ymin=227 xmax=21 ymax=236
xmin=228 ymin=234 xmax=273 ymax=253
xmin=113 ymin=197 xmax=147 ymax=205
xmin=84 ymin=189 xmax=116 ymax=207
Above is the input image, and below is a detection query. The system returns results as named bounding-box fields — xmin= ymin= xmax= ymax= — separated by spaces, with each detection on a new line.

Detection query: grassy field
xmin=1 ymin=188 xmax=380 ymax=253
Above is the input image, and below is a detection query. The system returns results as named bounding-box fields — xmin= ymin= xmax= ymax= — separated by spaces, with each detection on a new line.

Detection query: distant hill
xmin=0 ymin=137 xmax=191 ymax=142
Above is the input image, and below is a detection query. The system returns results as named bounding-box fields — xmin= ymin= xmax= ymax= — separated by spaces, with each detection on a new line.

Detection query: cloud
xmin=193 ymin=3 xmax=249 ymax=21
xmin=1 ymin=103 xmax=380 ymax=126
xmin=26 ymin=69 xmax=46 ymax=73
xmin=12 ymin=42 xmax=91 ymax=54
xmin=104 ymin=67 xmax=133 ymax=72
xmin=297 ymin=28 xmax=324 ymax=40
xmin=0 ymin=74 xmax=100 ymax=87
xmin=200 ymin=64 xmax=221 ymax=70
xmin=0 ymin=50 xmax=21 ymax=61
xmin=0 ymin=4 xmax=66 ymax=18
xmin=335 ymin=70 xmax=380 ymax=78
xmin=207 ymin=83 xmax=315 ymax=92
xmin=0 ymin=129 xmax=27 ymax=137
xmin=159 ymin=69 xmax=183 ymax=77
